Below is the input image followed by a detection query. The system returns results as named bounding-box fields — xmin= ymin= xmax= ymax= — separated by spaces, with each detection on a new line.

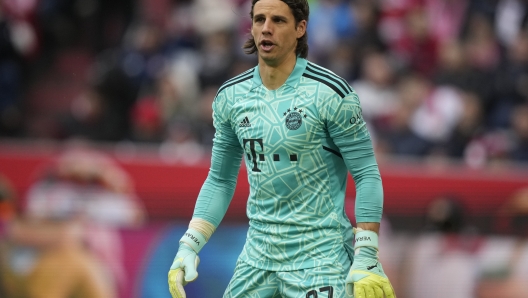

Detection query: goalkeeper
xmin=168 ymin=0 xmax=396 ymax=297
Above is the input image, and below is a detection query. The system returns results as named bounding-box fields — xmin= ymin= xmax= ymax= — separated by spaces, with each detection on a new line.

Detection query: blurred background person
xmin=0 ymin=173 xmax=117 ymax=298
xmin=352 ymin=50 xmax=398 ymax=145
xmin=307 ymin=0 xmax=357 ymax=65
xmin=22 ymin=145 xmax=146 ymax=294
xmin=375 ymin=73 xmax=433 ymax=156
xmin=475 ymin=187 xmax=528 ymax=298
xmin=509 ymin=104 xmax=528 ymax=161
xmin=400 ymin=195 xmax=481 ymax=298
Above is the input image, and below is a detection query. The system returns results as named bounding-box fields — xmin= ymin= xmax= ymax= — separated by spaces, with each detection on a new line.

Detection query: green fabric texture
xmin=192 ymin=58 xmax=383 ymax=271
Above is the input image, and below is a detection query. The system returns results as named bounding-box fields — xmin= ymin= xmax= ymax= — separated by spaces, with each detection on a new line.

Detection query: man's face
xmin=251 ymin=0 xmax=306 ymax=66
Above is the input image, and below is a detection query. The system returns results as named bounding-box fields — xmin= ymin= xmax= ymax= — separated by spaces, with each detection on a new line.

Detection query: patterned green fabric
xmin=193 ymin=57 xmax=383 ymax=271
xmin=223 ymin=258 xmax=350 ymax=298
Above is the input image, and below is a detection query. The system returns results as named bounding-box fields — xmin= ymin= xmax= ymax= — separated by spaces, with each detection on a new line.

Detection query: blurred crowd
xmin=1 ymin=0 xmax=528 ymax=167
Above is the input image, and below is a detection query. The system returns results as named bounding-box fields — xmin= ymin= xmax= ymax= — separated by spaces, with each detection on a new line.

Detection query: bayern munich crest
xmin=283 ymin=107 xmax=307 ymax=130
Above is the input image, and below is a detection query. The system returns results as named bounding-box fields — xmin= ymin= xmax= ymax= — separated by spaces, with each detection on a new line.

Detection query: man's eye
xmin=254 ymin=17 xmax=264 ymax=23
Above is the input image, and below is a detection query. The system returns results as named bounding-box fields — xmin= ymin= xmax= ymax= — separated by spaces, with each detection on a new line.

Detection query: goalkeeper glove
xmin=168 ymin=229 xmax=207 ymax=298
xmin=346 ymin=228 xmax=396 ymax=298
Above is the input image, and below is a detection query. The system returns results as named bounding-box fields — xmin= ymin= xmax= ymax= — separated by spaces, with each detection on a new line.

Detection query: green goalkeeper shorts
xmin=223 ymin=259 xmax=350 ymax=298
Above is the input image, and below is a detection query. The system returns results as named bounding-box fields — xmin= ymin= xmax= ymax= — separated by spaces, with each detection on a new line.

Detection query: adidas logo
xmin=239 ymin=116 xmax=251 ymax=127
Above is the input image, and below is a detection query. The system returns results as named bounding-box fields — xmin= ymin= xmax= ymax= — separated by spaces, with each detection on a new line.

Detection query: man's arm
xmin=325 ymin=91 xmax=396 ymax=298
xmin=168 ymin=90 xmax=243 ymax=298
xmin=191 ymin=120 xmax=244 ymax=227
xmin=324 ymin=91 xmax=383 ymax=225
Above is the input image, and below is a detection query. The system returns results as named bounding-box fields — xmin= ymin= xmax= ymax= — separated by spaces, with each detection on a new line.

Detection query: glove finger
xmin=170 ymin=256 xmax=184 ymax=270
xmin=373 ymin=285 xmax=384 ymax=298
xmin=354 ymin=283 xmax=366 ymax=298
xmin=168 ymin=269 xmax=186 ymax=298
xmin=182 ymin=255 xmax=198 ymax=282
xmin=364 ymin=285 xmax=375 ymax=298
xmin=382 ymin=282 xmax=397 ymax=298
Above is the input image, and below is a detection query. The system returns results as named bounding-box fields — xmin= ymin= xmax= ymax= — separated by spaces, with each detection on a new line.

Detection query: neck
xmin=258 ymin=54 xmax=297 ymax=90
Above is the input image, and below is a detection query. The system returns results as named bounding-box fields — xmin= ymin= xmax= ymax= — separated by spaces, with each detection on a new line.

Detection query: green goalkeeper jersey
xmin=192 ymin=57 xmax=383 ymax=271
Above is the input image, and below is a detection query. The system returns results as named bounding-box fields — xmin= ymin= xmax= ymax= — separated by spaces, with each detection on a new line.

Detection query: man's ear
xmin=296 ymin=20 xmax=307 ymax=39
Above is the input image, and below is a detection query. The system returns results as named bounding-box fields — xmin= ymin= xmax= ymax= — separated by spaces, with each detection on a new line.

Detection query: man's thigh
xmin=224 ymin=261 xmax=348 ymax=298
xmin=223 ymin=260 xmax=281 ymax=298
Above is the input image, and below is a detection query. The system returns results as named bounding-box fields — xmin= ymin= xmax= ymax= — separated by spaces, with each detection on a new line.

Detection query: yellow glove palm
xmin=347 ymin=267 xmax=395 ymax=298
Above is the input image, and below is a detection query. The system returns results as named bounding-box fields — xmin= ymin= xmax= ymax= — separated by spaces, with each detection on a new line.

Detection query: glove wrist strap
xmin=354 ymin=230 xmax=379 ymax=250
xmin=180 ymin=228 xmax=207 ymax=253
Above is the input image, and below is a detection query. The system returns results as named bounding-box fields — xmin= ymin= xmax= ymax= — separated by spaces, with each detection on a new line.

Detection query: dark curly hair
xmin=243 ymin=0 xmax=310 ymax=58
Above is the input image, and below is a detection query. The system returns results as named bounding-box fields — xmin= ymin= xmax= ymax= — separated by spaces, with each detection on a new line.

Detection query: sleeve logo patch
xmin=349 ymin=109 xmax=364 ymax=125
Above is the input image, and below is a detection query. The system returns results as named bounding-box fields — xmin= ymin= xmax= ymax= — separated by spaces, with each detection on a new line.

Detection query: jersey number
xmin=306 ymin=286 xmax=334 ymax=297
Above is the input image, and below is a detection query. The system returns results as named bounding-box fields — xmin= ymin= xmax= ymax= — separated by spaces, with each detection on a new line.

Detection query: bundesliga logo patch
xmin=283 ymin=107 xmax=307 ymax=130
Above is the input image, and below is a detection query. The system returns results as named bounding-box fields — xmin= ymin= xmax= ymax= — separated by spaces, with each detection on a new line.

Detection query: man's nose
xmin=262 ymin=19 xmax=272 ymax=34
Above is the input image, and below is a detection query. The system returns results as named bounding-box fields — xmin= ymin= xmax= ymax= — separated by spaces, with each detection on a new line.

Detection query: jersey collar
xmin=251 ymin=57 xmax=308 ymax=90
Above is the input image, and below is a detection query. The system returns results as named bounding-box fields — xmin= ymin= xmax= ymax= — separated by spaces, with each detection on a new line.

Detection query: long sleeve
xmin=192 ymin=91 xmax=244 ymax=227
xmin=324 ymin=91 xmax=383 ymax=223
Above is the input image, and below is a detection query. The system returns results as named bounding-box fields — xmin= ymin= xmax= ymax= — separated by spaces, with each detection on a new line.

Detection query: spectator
xmin=376 ymin=73 xmax=433 ymax=156
xmin=494 ymin=0 xmax=528 ymax=48
xmin=400 ymin=196 xmax=481 ymax=298
xmin=423 ymin=0 xmax=469 ymax=44
xmin=307 ymin=0 xmax=357 ymax=63
xmin=0 ymin=175 xmax=16 ymax=232
xmin=476 ymin=187 xmax=528 ymax=298
xmin=409 ymin=85 xmax=464 ymax=147
xmin=326 ymin=40 xmax=358 ymax=82
xmin=350 ymin=0 xmax=387 ymax=64
xmin=159 ymin=117 xmax=206 ymax=165
xmin=433 ymin=39 xmax=491 ymax=103
xmin=491 ymin=29 xmax=528 ymax=129
xmin=0 ymin=2 xmax=36 ymax=137
xmin=59 ymin=85 xmax=122 ymax=141
xmin=352 ymin=51 xmax=398 ymax=134
xmin=191 ymin=0 xmax=238 ymax=36
xmin=462 ymin=12 xmax=502 ymax=80
xmin=128 ymin=96 xmax=165 ymax=143
xmin=509 ymin=104 xmax=528 ymax=161
xmin=0 ymin=173 xmax=117 ymax=298
xmin=191 ymin=85 xmax=218 ymax=148
xmin=59 ymin=59 xmax=139 ymax=141
xmin=392 ymin=5 xmax=440 ymax=77
xmin=442 ymin=91 xmax=485 ymax=159
xmin=197 ymin=30 xmax=237 ymax=88
xmin=23 ymin=146 xmax=146 ymax=293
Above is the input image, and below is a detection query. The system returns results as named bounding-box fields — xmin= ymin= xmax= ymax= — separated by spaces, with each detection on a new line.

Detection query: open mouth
xmin=260 ymin=40 xmax=274 ymax=51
